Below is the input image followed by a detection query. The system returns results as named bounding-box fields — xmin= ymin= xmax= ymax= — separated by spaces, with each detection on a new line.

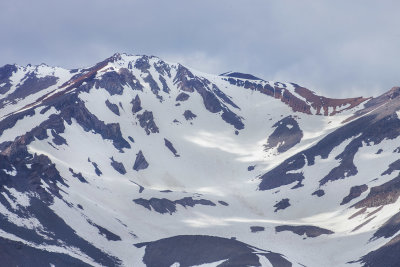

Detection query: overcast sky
xmin=1 ymin=0 xmax=399 ymax=97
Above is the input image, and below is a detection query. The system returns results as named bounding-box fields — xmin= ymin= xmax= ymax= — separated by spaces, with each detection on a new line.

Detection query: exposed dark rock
xmin=50 ymin=97 xmax=130 ymax=152
xmin=95 ymin=68 xmax=142 ymax=95
xmin=226 ymin=76 xmax=368 ymax=116
xmin=348 ymin=207 xmax=367 ymax=220
xmin=260 ymin=99 xmax=400 ymax=191
xmin=250 ymin=226 xmax=265 ymax=233
xmin=352 ymin=217 xmax=376 ymax=232
xmin=264 ymin=116 xmax=303 ymax=153
xmin=51 ymin=129 xmax=67 ymax=146
xmin=153 ymin=60 xmax=171 ymax=78
xmin=174 ymin=64 xmax=244 ymax=129
xmin=105 ymin=100 xmax=120 ymax=116
xmin=259 ymin=153 xmax=306 ymax=190
xmin=376 ymin=149 xmax=383 ymax=154
xmin=0 ymin=64 xmax=18 ymax=95
xmin=0 ymin=196 xmax=121 ymax=266
xmin=0 ymin=73 xmax=58 ymax=108
xmin=366 ymin=206 xmax=384 ymax=218
xmin=274 ymin=198 xmax=290 ymax=212
xmin=158 ymin=75 xmax=170 ymax=93
xmin=173 ymin=64 xmax=199 ymax=93
xmin=0 ymin=109 xmax=35 ymax=137
xmin=212 ymin=84 xmax=240 ymax=109
xmin=128 ymin=136 xmax=134 ymax=143
xmin=91 ymin=161 xmax=102 ymax=176
xmin=131 ymin=95 xmax=142 ymax=114
xmin=312 ymin=189 xmax=325 ymax=197
xmin=361 ymin=234 xmax=400 ymax=267
xmin=133 ymin=150 xmax=149 ymax=171
xmin=143 ymin=72 xmax=162 ymax=100
xmin=261 ymin=252 xmax=292 ymax=267
xmin=133 ymin=198 xmax=176 ymax=214
xmin=221 ymin=109 xmax=245 ymax=130
xmin=137 ymin=111 xmax=159 ymax=135
xmin=183 ymin=110 xmax=197 ymax=120
xmin=133 ymin=197 xmax=215 ymax=214
xmin=353 ymin=175 xmax=400 ymax=208
xmin=134 ymin=235 xmax=291 ymax=267
xmin=372 ymin=211 xmax=400 ymax=240
xmin=68 ymin=168 xmax=88 ymax=183
xmin=110 ymin=157 xmax=126 ymax=175
xmin=0 ymin=236 xmax=92 ymax=267
xmin=340 ymin=184 xmax=368 ymax=205
xmin=275 ymin=225 xmax=334 ymax=237
xmin=176 ymin=92 xmax=190 ymax=101
xmin=247 ymin=165 xmax=255 ymax=171
xmin=218 ymin=200 xmax=229 ymax=206
xmin=175 ymin=197 xmax=215 ymax=208
xmin=0 ymin=151 xmax=65 ymax=204
xmin=220 ymin=72 xmax=263 ymax=80
xmin=382 ymin=159 xmax=400 ymax=176
xmin=164 ymin=138 xmax=179 ymax=157
xmin=134 ymin=56 xmax=150 ymax=71
xmin=87 ymin=219 xmax=121 ymax=241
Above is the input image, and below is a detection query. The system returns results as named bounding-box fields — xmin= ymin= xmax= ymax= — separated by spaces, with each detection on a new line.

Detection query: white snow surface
xmin=0 ymin=54 xmax=396 ymax=267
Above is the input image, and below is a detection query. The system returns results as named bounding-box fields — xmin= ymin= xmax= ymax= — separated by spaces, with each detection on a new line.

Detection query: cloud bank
xmin=1 ymin=0 xmax=399 ymax=97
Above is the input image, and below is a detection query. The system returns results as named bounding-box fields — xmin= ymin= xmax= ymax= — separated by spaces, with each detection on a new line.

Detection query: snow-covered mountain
xmin=0 ymin=53 xmax=399 ymax=266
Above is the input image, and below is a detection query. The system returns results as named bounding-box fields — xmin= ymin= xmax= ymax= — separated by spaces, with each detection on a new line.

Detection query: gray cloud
xmin=1 ymin=0 xmax=399 ymax=97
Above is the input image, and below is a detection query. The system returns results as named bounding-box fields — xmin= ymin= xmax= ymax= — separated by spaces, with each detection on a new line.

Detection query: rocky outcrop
xmin=274 ymin=198 xmax=290 ymax=212
xmin=174 ymin=64 xmax=244 ymax=129
xmin=131 ymin=95 xmax=142 ymax=114
xmin=0 ymin=64 xmax=18 ymax=95
xmin=134 ymin=235 xmax=292 ymax=267
xmin=353 ymin=175 xmax=400 ymax=208
xmin=1 ymin=72 xmax=58 ymax=108
xmin=133 ymin=150 xmax=149 ymax=171
xmin=341 ymin=184 xmax=368 ymax=205
xmin=164 ymin=138 xmax=179 ymax=157
xmin=264 ymin=116 xmax=303 ymax=153
xmin=183 ymin=110 xmax=197 ymax=121
xmin=133 ymin=197 xmax=215 ymax=214
xmin=225 ymin=77 xmax=368 ymax=116
xmin=220 ymin=71 xmax=263 ymax=80
xmin=312 ymin=189 xmax=325 ymax=197
xmin=95 ymin=68 xmax=142 ymax=95
xmin=260 ymin=88 xmax=400 ymax=191
xmin=137 ymin=110 xmax=159 ymax=135
xmin=176 ymin=92 xmax=190 ymax=102
xmin=105 ymin=100 xmax=120 ymax=116
xmin=110 ymin=157 xmax=126 ymax=175
xmin=275 ymin=225 xmax=334 ymax=238
xmin=361 ymin=234 xmax=400 ymax=267
xmin=143 ymin=72 xmax=162 ymax=100
xmin=250 ymin=226 xmax=265 ymax=233
xmin=69 ymin=168 xmax=88 ymax=183
xmin=372 ymin=211 xmax=400 ymax=240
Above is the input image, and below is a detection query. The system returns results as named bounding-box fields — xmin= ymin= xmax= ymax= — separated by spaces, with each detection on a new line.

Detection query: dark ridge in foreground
xmin=134 ymin=235 xmax=292 ymax=267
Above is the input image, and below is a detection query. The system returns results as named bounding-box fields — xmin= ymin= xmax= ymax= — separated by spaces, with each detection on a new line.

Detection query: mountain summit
xmin=0 ymin=53 xmax=399 ymax=266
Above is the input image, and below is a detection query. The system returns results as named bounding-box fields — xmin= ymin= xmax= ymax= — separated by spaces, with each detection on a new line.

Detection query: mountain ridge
xmin=0 ymin=53 xmax=399 ymax=266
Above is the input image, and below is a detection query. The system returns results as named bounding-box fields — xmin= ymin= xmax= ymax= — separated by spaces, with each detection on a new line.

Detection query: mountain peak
xmin=1 ymin=53 xmax=398 ymax=266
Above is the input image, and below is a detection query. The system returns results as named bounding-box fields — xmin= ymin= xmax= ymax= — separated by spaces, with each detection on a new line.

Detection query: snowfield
xmin=0 ymin=53 xmax=399 ymax=266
